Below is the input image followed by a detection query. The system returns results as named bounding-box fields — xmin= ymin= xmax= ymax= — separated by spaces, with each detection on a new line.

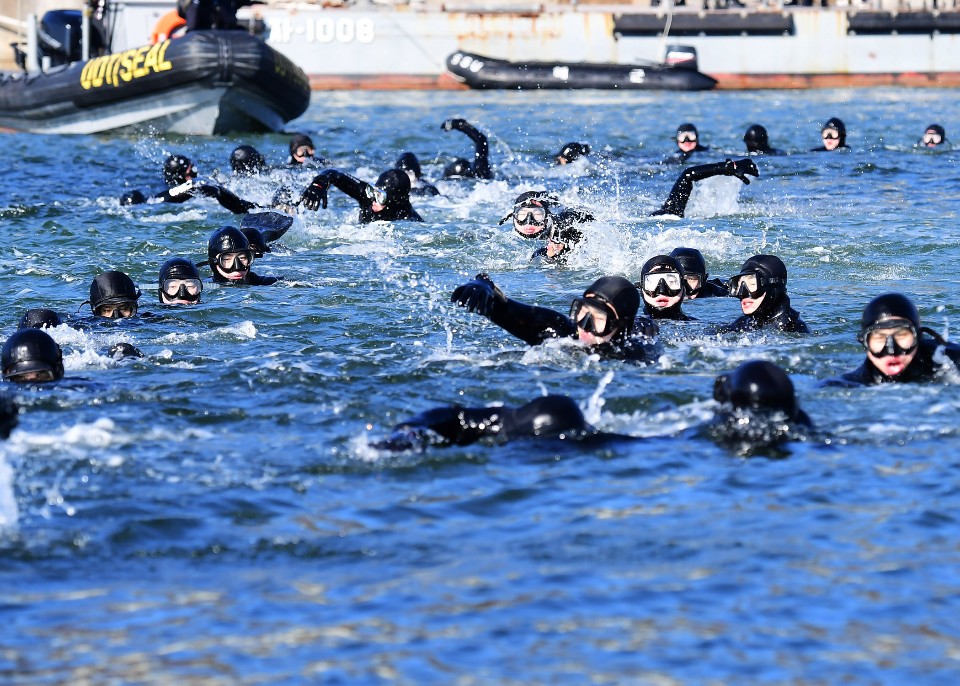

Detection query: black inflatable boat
xmin=0 ymin=29 xmax=311 ymax=134
xmin=446 ymin=49 xmax=717 ymax=91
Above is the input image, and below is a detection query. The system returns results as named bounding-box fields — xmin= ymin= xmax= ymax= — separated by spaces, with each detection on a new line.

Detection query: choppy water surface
xmin=3 ymin=88 xmax=960 ymax=684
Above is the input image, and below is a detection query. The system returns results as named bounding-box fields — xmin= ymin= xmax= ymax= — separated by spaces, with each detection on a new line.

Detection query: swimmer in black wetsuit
xmin=663 ymin=123 xmax=709 ymax=165
xmin=230 ymin=145 xmax=266 ymax=177
xmin=396 ymin=152 xmax=440 ymax=197
xmin=158 ymin=258 xmax=203 ymax=306
xmin=709 ymin=359 xmax=814 ymax=453
xmin=637 ymin=255 xmax=695 ymax=321
xmin=716 ymin=255 xmax=809 ymax=334
xmin=828 ymin=293 xmax=960 ymax=386
xmin=85 ymin=271 xmax=142 ymax=320
xmin=743 ymin=124 xmax=780 ymax=155
xmin=652 ymin=158 xmax=759 ymax=218
xmin=374 ymin=394 xmax=602 ymax=450
xmin=440 ymin=118 xmax=494 ymax=180
xmin=451 ymin=274 xmax=656 ymax=362
xmin=669 ymin=248 xmax=728 ymax=299
xmin=375 ymin=360 xmax=812 ymax=453
xmin=288 ymin=133 xmax=323 ymax=166
xmin=300 ymin=168 xmax=423 ymax=223
xmin=207 ymin=226 xmax=279 ymax=285
xmin=499 ymin=191 xmax=594 ymax=263
xmin=555 ymin=142 xmax=591 ymax=165
xmin=919 ymin=124 xmax=947 ymax=148
xmin=1 ymin=328 xmax=64 ymax=383
xmin=120 ymin=154 xmax=260 ymax=214
xmin=812 ymin=117 xmax=848 ymax=152
xmin=18 ymin=308 xmax=64 ymax=329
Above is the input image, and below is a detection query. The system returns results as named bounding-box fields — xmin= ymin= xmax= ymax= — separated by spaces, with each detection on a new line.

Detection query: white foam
xmin=0 ymin=455 xmax=18 ymax=531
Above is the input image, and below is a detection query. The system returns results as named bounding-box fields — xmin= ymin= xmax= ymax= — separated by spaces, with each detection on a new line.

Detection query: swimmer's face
xmin=643 ymin=290 xmax=682 ymax=311
xmin=740 ymin=291 xmax=766 ymax=315
xmin=293 ymin=145 xmax=314 ymax=163
xmin=677 ymin=131 xmax=698 ymax=153
xmin=7 ymin=369 xmax=57 ymax=383
xmin=923 ymin=129 xmax=943 ymax=147
xmin=864 ymin=321 xmax=919 ymax=377
xmin=214 ymin=250 xmax=252 ymax=280
xmin=160 ymin=277 xmax=203 ymax=305
xmin=572 ymin=295 xmax=619 ymax=346
xmin=94 ymin=302 xmax=138 ymax=319
xmin=821 ymin=127 xmax=841 ymax=151
xmin=684 ymin=273 xmax=704 ymax=299
xmin=513 ymin=204 xmax=548 ymax=238
xmin=867 ymin=344 xmax=918 ymax=377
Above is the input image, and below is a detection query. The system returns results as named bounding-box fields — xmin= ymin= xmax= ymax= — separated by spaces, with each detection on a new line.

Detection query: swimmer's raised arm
xmin=652 ymin=158 xmax=759 ymax=218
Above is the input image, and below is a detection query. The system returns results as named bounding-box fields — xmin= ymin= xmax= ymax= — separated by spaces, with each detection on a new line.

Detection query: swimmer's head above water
xmin=711 ymin=359 xmax=812 ymax=451
xmin=288 ymin=134 xmax=315 ymax=165
xmin=570 ymin=276 xmax=641 ymax=346
xmin=857 ymin=292 xmax=922 ymax=379
xmin=163 ymin=154 xmax=197 ymax=187
xmin=921 ymin=124 xmax=946 ymax=148
xmin=728 ymin=254 xmax=788 ymax=319
xmin=501 ymin=191 xmax=554 ymax=240
xmin=87 ymin=270 xmax=141 ymax=319
xmin=820 ymin=117 xmax=847 ymax=151
xmin=230 ymin=145 xmax=266 ymax=176
xmin=669 ymin=247 xmax=708 ymax=299
xmin=1 ymin=328 xmax=64 ymax=384
xmin=555 ymin=142 xmax=590 ymax=165
xmin=158 ymin=257 xmax=203 ymax=306
xmin=208 ymin=226 xmax=254 ymax=282
xmin=638 ymin=255 xmax=686 ymax=316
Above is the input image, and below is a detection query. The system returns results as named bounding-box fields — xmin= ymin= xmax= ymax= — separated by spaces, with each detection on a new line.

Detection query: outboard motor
xmin=664 ymin=45 xmax=700 ymax=71
xmin=37 ymin=10 xmax=105 ymax=67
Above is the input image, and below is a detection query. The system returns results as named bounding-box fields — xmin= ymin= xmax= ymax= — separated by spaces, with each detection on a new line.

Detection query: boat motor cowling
xmin=38 ymin=10 xmax=106 ymax=67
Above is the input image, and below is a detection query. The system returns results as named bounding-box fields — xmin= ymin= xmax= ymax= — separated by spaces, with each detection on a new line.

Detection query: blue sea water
xmin=3 ymin=87 xmax=960 ymax=684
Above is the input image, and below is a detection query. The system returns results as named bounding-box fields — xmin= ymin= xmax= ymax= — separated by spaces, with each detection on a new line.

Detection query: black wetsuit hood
xmin=744 ymin=124 xmax=773 ymax=153
xmin=289 ymin=134 xmax=315 ymax=164
xmin=230 ymin=145 xmax=265 ymax=176
xmin=89 ymin=271 xmax=141 ymax=311
xmin=443 ymin=157 xmax=474 ymax=179
xmin=163 ymin=154 xmax=196 ymax=187
xmin=711 ymin=360 xmax=812 ymax=449
xmin=555 ymin=142 xmax=590 ymax=164
xmin=158 ymin=257 xmax=202 ymax=303
xmin=375 ymin=169 xmax=412 ymax=207
xmin=207 ymin=226 xmax=252 ymax=283
xmin=240 ymin=227 xmax=270 ymax=257
xmin=1 ymin=328 xmax=64 ymax=382
xmin=814 ymin=117 xmax=848 ymax=150
xmin=638 ymin=255 xmax=691 ymax=320
xmin=18 ymin=308 xmax=63 ymax=329
xmin=396 ymin=152 xmax=422 ymax=179
xmin=669 ymin=247 xmax=719 ymax=298
xmin=860 ymin=292 xmax=920 ymax=332
xmin=500 ymin=395 xmax=593 ymax=441
xmin=734 ymin=254 xmax=788 ymax=321
xmin=584 ymin=275 xmax=641 ymax=339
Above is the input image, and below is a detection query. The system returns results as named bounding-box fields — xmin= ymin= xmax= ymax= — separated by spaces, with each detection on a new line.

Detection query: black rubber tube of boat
xmin=0 ymin=30 xmax=311 ymax=122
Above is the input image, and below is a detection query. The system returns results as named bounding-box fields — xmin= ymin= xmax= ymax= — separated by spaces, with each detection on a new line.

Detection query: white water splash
xmin=0 ymin=455 xmax=18 ymax=531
